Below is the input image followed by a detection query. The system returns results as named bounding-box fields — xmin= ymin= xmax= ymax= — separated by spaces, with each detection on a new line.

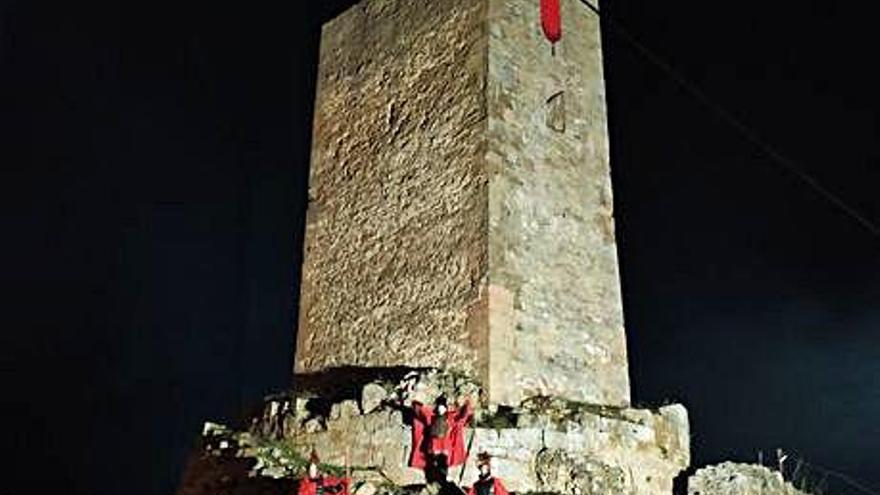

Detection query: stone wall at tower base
xmin=177 ymin=372 xmax=828 ymax=495
xmin=192 ymin=370 xmax=689 ymax=495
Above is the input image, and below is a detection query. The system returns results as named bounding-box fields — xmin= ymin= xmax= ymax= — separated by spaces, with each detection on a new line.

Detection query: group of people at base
xmin=298 ymin=395 xmax=510 ymax=495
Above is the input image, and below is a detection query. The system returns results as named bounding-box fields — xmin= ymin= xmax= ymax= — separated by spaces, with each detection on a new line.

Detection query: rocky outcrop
xmin=688 ymin=462 xmax=810 ymax=495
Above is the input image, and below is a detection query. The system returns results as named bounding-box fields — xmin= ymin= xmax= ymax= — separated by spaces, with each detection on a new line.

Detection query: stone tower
xmin=296 ymin=0 xmax=629 ymax=407
xmin=176 ymin=3 xmax=691 ymax=494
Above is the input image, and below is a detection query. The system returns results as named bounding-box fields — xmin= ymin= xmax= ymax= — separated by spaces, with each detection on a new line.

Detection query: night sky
xmin=2 ymin=1 xmax=878 ymax=494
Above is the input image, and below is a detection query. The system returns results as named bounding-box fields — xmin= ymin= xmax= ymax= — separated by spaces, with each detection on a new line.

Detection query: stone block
xmin=536 ymin=450 xmax=627 ymax=495
xmin=361 ymin=383 xmax=388 ymax=414
xmin=331 ymin=400 xmax=361 ymax=420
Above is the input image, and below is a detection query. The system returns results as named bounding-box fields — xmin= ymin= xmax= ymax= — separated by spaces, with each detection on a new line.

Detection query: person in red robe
xmin=465 ymin=452 xmax=509 ymax=495
xmin=408 ymin=395 xmax=473 ymax=482
xmin=297 ymin=450 xmax=350 ymax=495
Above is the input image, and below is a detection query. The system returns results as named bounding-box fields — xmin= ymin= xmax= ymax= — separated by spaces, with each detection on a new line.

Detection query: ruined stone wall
xmin=296 ymin=0 xmax=491 ymax=377
xmin=282 ymin=405 xmax=688 ymax=495
xmin=688 ymin=463 xmax=809 ymax=495
xmin=484 ymin=0 xmax=629 ymax=406
xmin=240 ymin=373 xmax=688 ymax=495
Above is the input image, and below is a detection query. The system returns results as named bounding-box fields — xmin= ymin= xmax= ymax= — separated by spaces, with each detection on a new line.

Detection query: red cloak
xmin=297 ymin=476 xmax=350 ymax=495
xmin=408 ymin=400 xmax=472 ymax=469
xmin=466 ymin=477 xmax=510 ymax=495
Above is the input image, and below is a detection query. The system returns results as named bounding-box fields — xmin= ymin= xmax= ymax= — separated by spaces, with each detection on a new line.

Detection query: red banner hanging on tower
xmin=541 ymin=0 xmax=562 ymax=45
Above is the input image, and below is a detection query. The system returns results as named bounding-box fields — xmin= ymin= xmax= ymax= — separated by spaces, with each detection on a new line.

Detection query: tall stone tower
xmin=177 ymin=3 xmax=690 ymax=494
xmin=296 ymin=0 xmax=629 ymax=408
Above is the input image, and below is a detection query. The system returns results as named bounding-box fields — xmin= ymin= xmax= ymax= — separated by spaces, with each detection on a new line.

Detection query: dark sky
xmin=2 ymin=1 xmax=877 ymax=495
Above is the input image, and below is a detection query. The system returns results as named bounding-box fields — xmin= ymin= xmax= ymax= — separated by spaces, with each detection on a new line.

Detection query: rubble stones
xmin=400 ymin=369 xmax=482 ymax=408
xmin=535 ymin=450 xmax=627 ymax=495
xmin=185 ymin=367 xmax=690 ymax=495
xmin=267 ymin=379 xmax=688 ymax=495
xmin=362 ymin=383 xmax=388 ymax=414
xmin=303 ymin=418 xmax=325 ymax=433
xmin=688 ymin=462 xmax=807 ymax=495
xmin=295 ymin=397 xmax=311 ymax=421
xmin=262 ymin=465 xmax=288 ymax=479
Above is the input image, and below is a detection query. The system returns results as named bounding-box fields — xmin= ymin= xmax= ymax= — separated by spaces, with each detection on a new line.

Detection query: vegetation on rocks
xmin=203 ymin=422 xmax=351 ymax=480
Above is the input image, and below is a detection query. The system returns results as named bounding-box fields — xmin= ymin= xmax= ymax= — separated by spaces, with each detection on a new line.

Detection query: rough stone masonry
xmin=297 ymin=0 xmax=629 ymax=408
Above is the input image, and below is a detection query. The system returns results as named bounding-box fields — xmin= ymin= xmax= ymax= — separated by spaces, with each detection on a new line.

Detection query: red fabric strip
xmin=541 ymin=0 xmax=562 ymax=44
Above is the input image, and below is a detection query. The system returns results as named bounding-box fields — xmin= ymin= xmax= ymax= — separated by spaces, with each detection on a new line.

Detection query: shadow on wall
xmin=292 ymin=365 xmax=433 ymax=401
xmin=673 ymin=466 xmax=697 ymax=495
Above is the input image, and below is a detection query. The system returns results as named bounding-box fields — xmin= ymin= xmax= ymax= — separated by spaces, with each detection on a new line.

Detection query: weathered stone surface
xmin=401 ymin=369 xmax=482 ymax=407
xmin=296 ymin=0 xmax=491 ymax=382
xmin=657 ymin=404 xmax=691 ymax=469
xmin=362 ymin=383 xmax=389 ymax=414
xmin=354 ymin=481 xmax=378 ymax=495
xmin=181 ymin=368 xmax=689 ymax=495
xmin=290 ymin=408 xmax=420 ymax=485
xmin=535 ymin=450 xmax=627 ymax=495
xmin=484 ymin=0 xmax=628 ymax=407
xmin=286 ymin=406 xmax=688 ymax=494
xmin=331 ymin=400 xmax=362 ymax=420
xmin=297 ymin=0 xmax=629 ymax=408
xmin=271 ymin=378 xmax=688 ymax=495
xmin=303 ymin=418 xmax=324 ymax=434
xmin=688 ymin=462 xmax=807 ymax=495
xmin=294 ymin=397 xmax=310 ymax=422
